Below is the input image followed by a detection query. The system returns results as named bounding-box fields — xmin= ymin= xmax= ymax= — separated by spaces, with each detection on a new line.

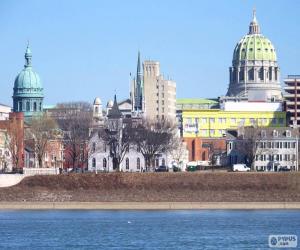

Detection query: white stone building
xmin=227 ymin=127 xmax=299 ymax=171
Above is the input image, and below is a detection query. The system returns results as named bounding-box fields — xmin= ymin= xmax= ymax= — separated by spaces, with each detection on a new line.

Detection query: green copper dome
xmin=13 ymin=45 xmax=43 ymax=98
xmin=233 ymin=34 xmax=277 ymax=62
xmin=232 ymin=10 xmax=277 ymax=63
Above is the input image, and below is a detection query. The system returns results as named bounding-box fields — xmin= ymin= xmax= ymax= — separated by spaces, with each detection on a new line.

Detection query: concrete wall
xmin=0 ymin=168 xmax=59 ymax=188
xmin=0 ymin=174 xmax=25 ymax=187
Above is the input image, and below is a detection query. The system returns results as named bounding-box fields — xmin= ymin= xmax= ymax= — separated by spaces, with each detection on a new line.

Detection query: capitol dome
xmin=226 ymin=10 xmax=282 ymax=101
xmin=233 ymin=35 xmax=276 ymax=63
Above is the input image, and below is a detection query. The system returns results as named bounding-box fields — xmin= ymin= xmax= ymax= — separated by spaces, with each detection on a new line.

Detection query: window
xmin=26 ymin=101 xmax=30 ymax=111
xmin=286 ymin=130 xmax=291 ymax=137
xmin=126 ymin=158 xmax=129 ymax=170
xmin=137 ymin=158 xmax=140 ymax=169
xmin=269 ymin=67 xmax=272 ymax=80
xmin=259 ymin=67 xmax=264 ymax=80
xmin=155 ymin=158 xmax=159 ymax=167
xmin=92 ymin=142 xmax=96 ymax=153
xmin=261 ymin=130 xmax=266 ymax=138
xmin=103 ymin=158 xmax=107 ymax=169
xmin=18 ymin=101 xmax=22 ymax=111
xmin=209 ymin=118 xmax=215 ymax=124
xmin=248 ymin=68 xmax=254 ymax=80
xmin=210 ymin=129 xmax=215 ymax=136
xmin=92 ymin=158 xmax=96 ymax=168
xmin=273 ymin=130 xmax=278 ymax=137
xmin=231 ymin=118 xmax=236 ymax=124
xmin=271 ymin=119 xmax=277 ymax=125
xmin=162 ymin=158 xmax=165 ymax=166
xmin=201 ymin=118 xmax=207 ymax=124
xmin=250 ymin=118 xmax=255 ymax=125
xmin=39 ymin=102 xmax=42 ymax=111
xmin=275 ymin=67 xmax=278 ymax=80
xmin=239 ymin=68 xmax=244 ymax=81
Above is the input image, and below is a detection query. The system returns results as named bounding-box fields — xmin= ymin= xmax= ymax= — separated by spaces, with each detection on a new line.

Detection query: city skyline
xmin=0 ymin=0 xmax=299 ymax=107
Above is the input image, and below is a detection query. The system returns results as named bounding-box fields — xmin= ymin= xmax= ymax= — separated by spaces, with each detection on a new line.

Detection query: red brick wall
xmin=183 ymin=137 xmax=226 ymax=162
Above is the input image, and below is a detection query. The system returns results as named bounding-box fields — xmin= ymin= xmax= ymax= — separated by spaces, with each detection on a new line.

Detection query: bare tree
xmin=29 ymin=114 xmax=59 ymax=168
xmin=55 ymin=102 xmax=93 ymax=170
xmin=97 ymin=121 xmax=134 ymax=171
xmin=6 ymin=117 xmax=24 ymax=170
xmin=169 ymin=136 xmax=188 ymax=170
xmin=133 ymin=119 xmax=174 ymax=171
xmin=236 ymin=126 xmax=271 ymax=170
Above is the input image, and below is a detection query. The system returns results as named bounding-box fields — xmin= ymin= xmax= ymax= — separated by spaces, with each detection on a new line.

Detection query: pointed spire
xmin=107 ymin=94 xmax=122 ymax=118
xmin=137 ymin=51 xmax=142 ymax=81
xmin=252 ymin=7 xmax=257 ymax=23
xmin=24 ymin=42 xmax=32 ymax=68
xmin=248 ymin=8 xmax=260 ymax=35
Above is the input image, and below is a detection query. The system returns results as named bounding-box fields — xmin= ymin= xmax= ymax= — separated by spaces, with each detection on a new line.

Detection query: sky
xmin=0 ymin=0 xmax=299 ymax=107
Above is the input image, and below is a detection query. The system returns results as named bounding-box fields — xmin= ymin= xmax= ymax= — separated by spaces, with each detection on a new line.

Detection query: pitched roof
xmin=107 ymin=95 xmax=122 ymax=119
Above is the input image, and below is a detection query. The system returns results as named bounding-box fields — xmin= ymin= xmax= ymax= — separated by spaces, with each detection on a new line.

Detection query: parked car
xmin=233 ymin=164 xmax=251 ymax=172
xmin=155 ymin=165 xmax=169 ymax=172
xmin=279 ymin=166 xmax=291 ymax=172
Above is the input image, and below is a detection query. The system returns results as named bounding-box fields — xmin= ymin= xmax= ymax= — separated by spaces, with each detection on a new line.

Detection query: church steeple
xmin=248 ymin=8 xmax=260 ymax=34
xmin=134 ymin=51 xmax=144 ymax=112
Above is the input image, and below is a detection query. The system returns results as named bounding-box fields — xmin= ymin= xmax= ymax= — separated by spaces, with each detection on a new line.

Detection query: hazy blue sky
xmin=0 ymin=0 xmax=299 ymax=106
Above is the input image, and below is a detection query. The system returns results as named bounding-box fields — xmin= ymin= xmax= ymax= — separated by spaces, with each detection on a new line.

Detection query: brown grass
xmin=0 ymin=172 xmax=299 ymax=202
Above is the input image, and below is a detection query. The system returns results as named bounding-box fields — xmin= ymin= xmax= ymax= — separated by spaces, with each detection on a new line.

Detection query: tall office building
xmin=143 ymin=60 xmax=176 ymax=122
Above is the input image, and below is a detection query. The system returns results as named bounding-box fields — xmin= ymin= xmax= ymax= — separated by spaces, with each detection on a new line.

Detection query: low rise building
xmin=227 ymin=127 xmax=298 ymax=171
xmin=0 ymin=104 xmax=11 ymax=121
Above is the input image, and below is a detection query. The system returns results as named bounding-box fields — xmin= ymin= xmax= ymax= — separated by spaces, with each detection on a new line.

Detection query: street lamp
xmin=54 ymin=156 xmax=57 ymax=174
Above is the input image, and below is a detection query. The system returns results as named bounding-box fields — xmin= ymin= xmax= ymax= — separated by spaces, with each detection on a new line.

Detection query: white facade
xmin=0 ymin=104 xmax=11 ymax=121
xmin=88 ymin=132 xmax=170 ymax=172
xmin=220 ymin=99 xmax=283 ymax=112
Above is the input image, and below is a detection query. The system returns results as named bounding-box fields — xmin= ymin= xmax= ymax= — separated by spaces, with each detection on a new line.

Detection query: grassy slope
xmin=0 ymin=172 xmax=299 ymax=202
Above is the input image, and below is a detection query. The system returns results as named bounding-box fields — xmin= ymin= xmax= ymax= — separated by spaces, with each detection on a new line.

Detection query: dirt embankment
xmin=0 ymin=172 xmax=299 ymax=202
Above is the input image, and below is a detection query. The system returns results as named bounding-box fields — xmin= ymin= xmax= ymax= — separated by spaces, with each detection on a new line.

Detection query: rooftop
xmin=176 ymin=98 xmax=219 ymax=105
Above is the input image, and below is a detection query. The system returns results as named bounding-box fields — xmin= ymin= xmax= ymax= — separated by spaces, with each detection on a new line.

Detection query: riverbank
xmin=0 ymin=172 xmax=300 ymax=202
xmin=0 ymin=202 xmax=300 ymax=210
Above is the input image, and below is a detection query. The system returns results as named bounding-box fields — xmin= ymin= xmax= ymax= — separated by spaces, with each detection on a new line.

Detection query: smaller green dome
xmin=13 ymin=45 xmax=43 ymax=98
xmin=233 ymin=34 xmax=277 ymax=62
xmin=14 ymin=68 xmax=42 ymax=89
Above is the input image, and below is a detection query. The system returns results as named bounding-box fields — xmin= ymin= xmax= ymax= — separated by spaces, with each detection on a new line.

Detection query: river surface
xmin=0 ymin=210 xmax=299 ymax=249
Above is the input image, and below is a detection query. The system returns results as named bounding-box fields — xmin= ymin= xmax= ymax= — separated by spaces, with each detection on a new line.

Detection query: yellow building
xmin=177 ymin=99 xmax=286 ymax=138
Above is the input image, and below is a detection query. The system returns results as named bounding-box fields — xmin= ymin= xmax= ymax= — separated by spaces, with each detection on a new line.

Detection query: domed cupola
xmin=226 ymin=10 xmax=282 ymax=102
xmin=12 ymin=44 xmax=44 ymax=119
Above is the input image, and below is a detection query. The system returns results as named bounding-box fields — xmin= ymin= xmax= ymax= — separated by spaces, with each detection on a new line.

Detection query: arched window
xmin=95 ymin=107 xmax=98 ymax=113
xmin=92 ymin=142 xmax=96 ymax=153
xmin=39 ymin=102 xmax=42 ymax=111
xmin=26 ymin=101 xmax=30 ymax=111
xmin=275 ymin=67 xmax=278 ymax=80
xmin=259 ymin=67 xmax=264 ymax=80
xmin=103 ymin=158 xmax=107 ymax=169
xmin=155 ymin=158 xmax=159 ymax=167
xmin=137 ymin=158 xmax=140 ymax=170
xmin=18 ymin=101 xmax=22 ymax=111
xmin=248 ymin=68 xmax=254 ymax=80
xmin=126 ymin=158 xmax=129 ymax=170
xmin=239 ymin=68 xmax=244 ymax=81
xmin=33 ymin=102 xmax=37 ymax=111
xmin=92 ymin=158 xmax=96 ymax=168
xmin=162 ymin=158 xmax=165 ymax=166
xmin=269 ymin=67 xmax=272 ymax=80
xmin=202 ymin=151 xmax=206 ymax=160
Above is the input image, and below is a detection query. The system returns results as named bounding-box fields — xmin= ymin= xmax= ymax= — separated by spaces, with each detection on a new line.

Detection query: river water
xmin=0 ymin=210 xmax=299 ymax=249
